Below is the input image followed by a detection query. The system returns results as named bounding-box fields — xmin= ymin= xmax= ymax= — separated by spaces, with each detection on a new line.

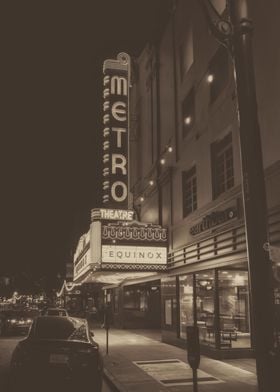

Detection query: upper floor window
xmin=207 ymin=46 xmax=229 ymax=104
xmin=182 ymin=88 xmax=195 ymax=139
xmin=182 ymin=166 xmax=197 ymax=218
xmin=211 ymin=133 xmax=234 ymax=199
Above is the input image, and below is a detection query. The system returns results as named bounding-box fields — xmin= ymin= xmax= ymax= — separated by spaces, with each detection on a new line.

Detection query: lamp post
xmin=198 ymin=1 xmax=276 ymax=390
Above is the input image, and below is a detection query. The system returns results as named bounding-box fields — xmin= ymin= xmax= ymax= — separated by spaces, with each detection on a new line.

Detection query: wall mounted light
xmin=184 ymin=116 xmax=192 ymax=125
xmin=207 ymin=74 xmax=214 ymax=83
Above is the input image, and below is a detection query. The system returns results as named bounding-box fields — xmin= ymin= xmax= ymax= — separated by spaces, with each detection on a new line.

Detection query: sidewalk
xmin=90 ymin=325 xmax=257 ymax=392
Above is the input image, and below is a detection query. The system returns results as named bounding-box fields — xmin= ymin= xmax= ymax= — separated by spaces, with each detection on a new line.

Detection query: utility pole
xmin=228 ymin=2 xmax=275 ymax=390
xmin=198 ymin=1 xmax=276 ymax=390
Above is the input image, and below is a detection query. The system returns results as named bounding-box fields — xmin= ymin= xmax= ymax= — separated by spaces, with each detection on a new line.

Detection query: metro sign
xmin=102 ymin=52 xmax=131 ymax=209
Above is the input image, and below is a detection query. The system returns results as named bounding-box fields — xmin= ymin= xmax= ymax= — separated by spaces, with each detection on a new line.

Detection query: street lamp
xmin=199 ymin=1 xmax=276 ymax=391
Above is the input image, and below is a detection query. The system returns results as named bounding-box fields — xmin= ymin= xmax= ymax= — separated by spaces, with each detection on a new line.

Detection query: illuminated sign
xmin=102 ymin=223 xmax=167 ymax=243
xmin=190 ymin=206 xmax=237 ymax=236
xmin=102 ymin=245 xmax=167 ymax=265
xmin=102 ymin=52 xmax=131 ymax=209
xmin=74 ymin=249 xmax=92 ymax=280
xmin=91 ymin=208 xmax=134 ymax=221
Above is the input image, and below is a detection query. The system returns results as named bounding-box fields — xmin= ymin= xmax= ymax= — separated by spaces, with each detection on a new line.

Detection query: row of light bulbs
xmin=137 ymin=144 xmax=173 ymax=204
xmin=136 ymin=73 xmax=215 ymax=203
xmin=183 ymin=72 xmax=215 ymax=127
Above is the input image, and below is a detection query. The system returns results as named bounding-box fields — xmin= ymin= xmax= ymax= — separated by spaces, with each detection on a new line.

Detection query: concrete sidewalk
xmin=90 ymin=326 xmax=257 ymax=392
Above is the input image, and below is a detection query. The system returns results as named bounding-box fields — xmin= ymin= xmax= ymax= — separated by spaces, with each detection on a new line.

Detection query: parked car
xmin=42 ymin=307 xmax=68 ymax=317
xmin=10 ymin=316 xmax=103 ymax=392
xmin=0 ymin=309 xmax=39 ymax=336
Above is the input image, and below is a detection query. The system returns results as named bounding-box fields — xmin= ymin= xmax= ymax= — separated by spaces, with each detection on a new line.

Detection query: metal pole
xmin=228 ymin=1 xmax=275 ymax=390
xmin=106 ymin=326 xmax=109 ymax=355
xmin=192 ymin=368 xmax=198 ymax=392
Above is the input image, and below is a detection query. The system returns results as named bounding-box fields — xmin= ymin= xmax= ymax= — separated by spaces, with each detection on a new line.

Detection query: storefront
xmin=161 ymin=196 xmax=255 ymax=359
xmin=104 ymin=274 xmax=163 ymax=329
xmin=162 ymin=265 xmax=251 ymax=359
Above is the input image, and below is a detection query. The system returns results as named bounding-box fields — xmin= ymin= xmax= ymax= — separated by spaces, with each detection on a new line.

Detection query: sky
xmin=1 ymin=1 xmax=171 ymax=291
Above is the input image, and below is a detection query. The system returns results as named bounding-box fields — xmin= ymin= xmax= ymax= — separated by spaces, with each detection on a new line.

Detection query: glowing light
xmin=160 ymin=158 xmax=166 ymax=165
xmin=207 ymin=74 xmax=214 ymax=83
xmin=167 ymin=146 xmax=173 ymax=152
xmin=149 ymin=180 xmax=154 ymax=186
xmin=184 ymin=116 xmax=192 ymax=125
xmin=140 ymin=196 xmax=145 ymax=202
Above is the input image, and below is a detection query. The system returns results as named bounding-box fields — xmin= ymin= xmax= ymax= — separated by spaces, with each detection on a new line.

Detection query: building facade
xmin=129 ymin=0 xmax=280 ymax=358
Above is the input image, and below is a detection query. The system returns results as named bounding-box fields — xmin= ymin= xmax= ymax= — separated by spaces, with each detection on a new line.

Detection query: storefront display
xmin=196 ymin=271 xmax=215 ymax=347
xmin=218 ymin=269 xmax=250 ymax=349
xmin=176 ymin=266 xmax=251 ymax=354
xmin=179 ymin=275 xmax=193 ymax=338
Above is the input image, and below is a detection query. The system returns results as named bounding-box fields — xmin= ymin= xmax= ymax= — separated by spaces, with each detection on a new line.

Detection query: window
xmin=208 ymin=46 xmax=229 ymax=103
xmin=179 ymin=275 xmax=194 ymax=338
xmin=211 ymin=133 xmax=234 ymax=199
xmin=218 ymin=269 xmax=250 ymax=349
xmin=196 ymin=270 xmax=215 ymax=347
xmin=123 ymin=286 xmax=147 ymax=311
xmin=164 ymin=299 xmax=173 ymax=326
xmin=182 ymin=88 xmax=195 ymax=139
xmin=182 ymin=166 xmax=197 ymax=217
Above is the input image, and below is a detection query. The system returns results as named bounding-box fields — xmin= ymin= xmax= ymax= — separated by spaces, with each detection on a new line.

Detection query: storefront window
xmin=123 ymin=286 xmax=147 ymax=311
xmin=164 ymin=299 xmax=173 ymax=326
xmin=196 ymin=271 xmax=215 ymax=346
xmin=218 ymin=269 xmax=251 ymax=349
xmin=179 ymin=275 xmax=194 ymax=338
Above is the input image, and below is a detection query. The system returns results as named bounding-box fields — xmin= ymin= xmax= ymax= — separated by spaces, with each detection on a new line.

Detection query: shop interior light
xmin=140 ymin=196 xmax=145 ymax=202
xmin=167 ymin=146 xmax=173 ymax=152
xmin=160 ymin=158 xmax=166 ymax=165
xmin=149 ymin=180 xmax=154 ymax=186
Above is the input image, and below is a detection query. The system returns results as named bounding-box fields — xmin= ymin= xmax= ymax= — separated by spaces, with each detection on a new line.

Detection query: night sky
xmin=1 ymin=1 xmax=171 ymax=291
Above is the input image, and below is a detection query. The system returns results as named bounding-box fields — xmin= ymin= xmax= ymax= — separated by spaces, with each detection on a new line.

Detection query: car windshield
xmin=31 ymin=317 xmax=88 ymax=342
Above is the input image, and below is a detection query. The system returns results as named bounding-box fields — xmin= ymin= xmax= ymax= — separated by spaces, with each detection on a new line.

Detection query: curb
xmin=103 ymin=367 xmax=124 ymax=392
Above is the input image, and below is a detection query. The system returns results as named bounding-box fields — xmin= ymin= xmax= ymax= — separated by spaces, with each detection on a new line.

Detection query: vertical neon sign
xmin=102 ymin=53 xmax=130 ymax=209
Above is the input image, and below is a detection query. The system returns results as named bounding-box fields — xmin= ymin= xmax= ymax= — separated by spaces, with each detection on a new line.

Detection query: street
xmin=0 ymin=335 xmax=113 ymax=392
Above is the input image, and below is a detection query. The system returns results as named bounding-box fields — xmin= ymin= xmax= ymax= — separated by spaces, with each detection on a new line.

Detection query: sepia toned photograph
xmin=1 ymin=1 xmax=280 ymax=391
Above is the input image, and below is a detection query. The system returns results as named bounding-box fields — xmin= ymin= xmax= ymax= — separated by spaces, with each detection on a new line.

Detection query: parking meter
xmin=104 ymin=304 xmax=112 ymax=330
xmin=104 ymin=304 xmax=112 ymax=355
xmin=186 ymin=326 xmax=200 ymax=370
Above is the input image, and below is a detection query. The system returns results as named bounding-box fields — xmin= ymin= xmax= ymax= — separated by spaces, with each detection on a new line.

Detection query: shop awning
xmin=78 ymin=270 xmax=163 ymax=287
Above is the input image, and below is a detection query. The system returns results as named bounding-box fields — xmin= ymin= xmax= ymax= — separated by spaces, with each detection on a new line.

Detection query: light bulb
xmin=184 ymin=116 xmax=192 ymax=125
